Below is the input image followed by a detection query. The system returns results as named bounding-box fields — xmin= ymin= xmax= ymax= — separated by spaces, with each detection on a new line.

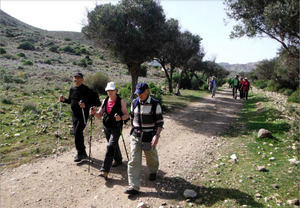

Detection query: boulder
xmin=258 ymin=129 xmax=272 ymax=138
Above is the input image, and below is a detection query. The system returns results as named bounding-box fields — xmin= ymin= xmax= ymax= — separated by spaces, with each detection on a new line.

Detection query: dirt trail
xmin=1 ymin=88 xmax=243 ymax=208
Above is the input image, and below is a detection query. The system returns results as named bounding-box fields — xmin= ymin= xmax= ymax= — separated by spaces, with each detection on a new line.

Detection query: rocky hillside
xmin=218 ymin=62 xmax=258 ymax=73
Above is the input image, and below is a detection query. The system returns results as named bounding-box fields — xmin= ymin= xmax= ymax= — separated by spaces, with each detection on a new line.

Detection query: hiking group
xmin=59 ymin=72 xmax=163 ymax=197
xmin=230 ymin=75 xmax=251 ymax=100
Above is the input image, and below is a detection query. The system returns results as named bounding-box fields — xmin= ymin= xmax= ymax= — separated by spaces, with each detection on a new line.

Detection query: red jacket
xmin=243 ymin=80 xmax=250 ymax=91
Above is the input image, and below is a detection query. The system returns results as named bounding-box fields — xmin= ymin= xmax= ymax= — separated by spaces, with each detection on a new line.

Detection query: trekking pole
xmin=120 ymin=129 xmax=129 ymax=161
xmin=79 ymin=100 xmax=86 ymax=125
xmin=88 ymin=115 xmax=93 ymax=173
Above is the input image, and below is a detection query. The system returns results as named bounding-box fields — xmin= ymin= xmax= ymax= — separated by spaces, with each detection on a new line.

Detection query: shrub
xmin=266 ymin=80 xmax=281 ymax=92
xmin=288 ymin=88 xmax=300 ymax=103
xmin=255 ymin=80 xmax=267 ymax=89
xmin=78 ymin=56 xmax=93 ymax=67
xmin=3 ymin=54 xmax=16 ymax=60
xmin=139 ymin=64 xmax=147 ymax=77
xmin=64 ymin=38 xmax=71 ymax=41
xmin=84 ymin=72 xmax=109 ymax=94
xmin=283 ymin=88 xmax=294 ymax=96
xmin=148 ymin=82 xmax=164 ymax=102
xmin=49 ymin=45 xmax=59 ymax=53
xmin=44 ymin=59 xmax=52 ymax=65
xmin=22 ymin=102 xmax=37 ymax=113
xmin=119 ymin=83 xmax=132 ymax=100
xmin=17 ymin=41 xmax=35 ymax=50
xmin=0 ymin=48 xmax=6 ymax=54
xmin=1 ymin=98 xmax=13 ymax=104
xmin=17 ymin=52 xmax=26 ymax=58
xmin=191 ymin=77 xmax=200 ymax=90
xmin=61 ymin=45 xmax=75 ymax=54
xmin=23 ymin=60 xmax=33 ymax=65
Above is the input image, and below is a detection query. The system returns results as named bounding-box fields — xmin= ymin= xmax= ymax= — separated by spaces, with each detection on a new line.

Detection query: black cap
xmin=74 ymin=72 xmax=83 ymax=78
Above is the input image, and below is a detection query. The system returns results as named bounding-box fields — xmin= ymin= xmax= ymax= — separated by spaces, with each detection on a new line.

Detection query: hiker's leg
xmin=101 ymin=127 xmax=121 ymax=172
xmin=73 ymin=118 xmax=86 ymax=155
xmin=128 ymin=135 xmax=142 ymax=190
xmin=144 ymin=147 xmax=159 ymax=174
xmin=113 ymin=126 xmax=122 ymax=162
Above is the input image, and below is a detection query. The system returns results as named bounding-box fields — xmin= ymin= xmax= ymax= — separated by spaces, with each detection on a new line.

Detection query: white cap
xmin=105 ymin=82 xmax=117 ymax=91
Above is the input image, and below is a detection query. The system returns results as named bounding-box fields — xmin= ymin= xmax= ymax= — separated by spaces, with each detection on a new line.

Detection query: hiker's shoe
xmin=149 ymin=173 xmax=157 ymax=181
xmin=99 ymin=171 xmax=108 ymax=180
xmin=112 ymin=161 xmax=122 ymax=167
xmin=124 ymin=188 xmax=139 ymax=195
xmin=74 ymin=154 xmax=87 ymax=162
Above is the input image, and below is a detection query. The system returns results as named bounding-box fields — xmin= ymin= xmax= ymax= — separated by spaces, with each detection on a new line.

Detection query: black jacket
xmin=64 ymin=84 xmax=101 ymax=119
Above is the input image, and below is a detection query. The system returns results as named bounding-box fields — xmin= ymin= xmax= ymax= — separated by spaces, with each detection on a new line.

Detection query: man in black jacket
xmin=59 ymin=72 xmax=100 ymax=162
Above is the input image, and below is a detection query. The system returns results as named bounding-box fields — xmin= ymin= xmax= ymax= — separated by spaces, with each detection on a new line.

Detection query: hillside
xmin=218 ymin=62 xmax=258 ymax=73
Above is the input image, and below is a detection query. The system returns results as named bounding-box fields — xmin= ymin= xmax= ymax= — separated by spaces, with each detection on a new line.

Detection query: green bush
xmin=0 ymin=48 xmax=6 ymax=54
xmin=17 ymin=41 xmax=35 ymax=50
xmin=84 ymin=72 xmax=109 ymax=94
xmin=191 ymin=77 xmax=200 ymax=90
xmin=1 ymin=98 xmax=13 ymax=104
xmin=139 ymin=64 xmax=147 ymax=77
xmin=23 ymin=60 xmax=33 ymax=65
xmin=266 ymin=80 xmax=281 ymax=92
xmin=255 ymin=80 xmax=267 ymax=89
xmin=148 ymin=82 xmax=164 ymax=102
xmin=78 ymin=56 xmax=93 ymax=67
xmin=283 ymin=88 xmax=294 ymax=96
xmin=17 ymin=52 xmax=26 ymax=58
xmin=49 ymin=45 xmax=59 ymax=53
xmin=288 ymin=88 xmax=300 ymax=103
xmin=44 ymin=59 xmax=52 ymax=65
xmin=22 ymin=102 xmax=37 ymax=113
xmin=61 ymin=45 xmax=75 ymax=54
xmin=3 ymin=54 xmax=16 ymax=60
xmin=64 ymin=38 xmax=71 ymax=41
xmin=119 ymin=83 xmax=132 ymax=100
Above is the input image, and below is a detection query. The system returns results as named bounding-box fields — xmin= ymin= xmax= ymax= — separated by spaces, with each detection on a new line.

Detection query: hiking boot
xmin=148 ymin=173 xmax=157 ymax=181
xmin=99 ymin=171 xmax=108 ymax=180
xmin=74 ymin=154 xmax=87 ymax=162
xmin=124 ymin=188 xmax=139 ymax=195
xmin=112 ymin=160 xmax=122 ymax=167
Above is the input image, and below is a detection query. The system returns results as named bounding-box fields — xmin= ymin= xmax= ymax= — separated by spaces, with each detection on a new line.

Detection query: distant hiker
xmin=90 ymin=82 xmax=129 ymax=179
xmin=242 ymin=77 xmax=250 ymax=100
xmin=239 ymin=77 xmax=244 ymax=99
xmin=124 ymin=82 xmax=164 ymax=196
xmin=210 ymin=76 xmax=218 ymax=98
xmin=230 ymin=75 xmax=240 ymax=99
xmin=59 ymin=72 xmax=101 ymax=162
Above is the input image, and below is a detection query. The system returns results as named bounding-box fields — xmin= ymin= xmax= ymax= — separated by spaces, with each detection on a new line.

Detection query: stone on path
xmin=258 ymin=129 xmax=272 ymax=138
xmin=136 ymin=202 xmax=150 ymax=208
xmin=257 ymin=166 xmax=268 ymax=172
xmin=183 ymin=189 xmax=197 ymax=198
xmin=287 ymin=199 xmax=299 ymax=206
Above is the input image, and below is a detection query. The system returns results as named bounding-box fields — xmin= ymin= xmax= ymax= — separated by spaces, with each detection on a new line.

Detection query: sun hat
xmin=105 ymin=82 xmax=117 ymax=91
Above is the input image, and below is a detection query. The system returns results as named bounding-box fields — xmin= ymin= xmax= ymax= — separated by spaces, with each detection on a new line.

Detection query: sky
xmin=0 ymin=0 xmax=281 ymax=64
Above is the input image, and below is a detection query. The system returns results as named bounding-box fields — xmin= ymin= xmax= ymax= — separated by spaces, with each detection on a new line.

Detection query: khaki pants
xmin=128 ymin=135 xmax=159 ymax=190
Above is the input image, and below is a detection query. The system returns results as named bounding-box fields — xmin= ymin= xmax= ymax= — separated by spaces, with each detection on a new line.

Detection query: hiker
xmin=230 ymin=75 xmax=240 ymax=99
xmin=242 ymin=77 xmax=250 ymax=100
xmin=90 ymin=82 xmax=129 ymax=179
xmin=124 ymin=82 xmax=164 ymax=196
xmin=210 ymin=76 xmax=217 ymax=98
xmin=59 ymin=72 xmax=101 ymax=162
xmin=239 ymin=77 xmax=244 ymax=99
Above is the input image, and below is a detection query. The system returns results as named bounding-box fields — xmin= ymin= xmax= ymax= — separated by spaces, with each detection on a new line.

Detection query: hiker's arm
xmin=91 ymin=99 xmax=105 ymax=119
xmin=120 ymin=99 xmax=129 ymax=121
xmin=152 ymin=127 xmax=162 ymax=147
xmin=62 ymin=89 xmax=72 ymax=104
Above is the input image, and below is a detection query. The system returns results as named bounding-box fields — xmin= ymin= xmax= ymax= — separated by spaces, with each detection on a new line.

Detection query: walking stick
xmin=79 ymin=100 xmax=86 ymax=125
xmin=88 ymin=115 xmax=93 ymax=173
xmin=120 ymin=129 xmax=129 ymax=161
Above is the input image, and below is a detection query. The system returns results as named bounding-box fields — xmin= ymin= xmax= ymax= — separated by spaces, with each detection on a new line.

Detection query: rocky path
xmin=0 ymin=88 xmax=243 ymax=208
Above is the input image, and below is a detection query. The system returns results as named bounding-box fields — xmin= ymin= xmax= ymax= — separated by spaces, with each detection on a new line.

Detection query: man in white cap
xmin=90 ymin=82 xmax=129 ymax=179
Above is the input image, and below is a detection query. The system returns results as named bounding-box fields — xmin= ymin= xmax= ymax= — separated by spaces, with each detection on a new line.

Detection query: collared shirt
xmin=131 ymin=96 xmax=164 ymax=133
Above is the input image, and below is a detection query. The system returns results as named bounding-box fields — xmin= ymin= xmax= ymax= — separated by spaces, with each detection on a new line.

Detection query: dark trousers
xmin=240 ymin=88 xmax=244 ymax=98
xmin=73 ymin=118 xmax=87 ymax=155
xmin=101 ymin=126 xmax=123 ymax=172
xmin=232 ymin=87 xmax=238 ymax=98
xmin=244 ymin=90 xmax=249 ymax=100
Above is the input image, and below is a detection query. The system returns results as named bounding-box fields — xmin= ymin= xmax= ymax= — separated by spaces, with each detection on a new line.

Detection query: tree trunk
xmin=176 ymin=69 xmax=184 ymax=96
xmin=128 ymin=62 xmax=140 ymax=99
xmin=162 ymin=65 xmax=173 ymax=93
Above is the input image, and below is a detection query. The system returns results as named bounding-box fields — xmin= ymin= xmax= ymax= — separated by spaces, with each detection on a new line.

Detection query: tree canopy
xmin=224 ymin=0 xmax=299 ymax=57
xmin=82 ymin=0 xmax=166 ymax=96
